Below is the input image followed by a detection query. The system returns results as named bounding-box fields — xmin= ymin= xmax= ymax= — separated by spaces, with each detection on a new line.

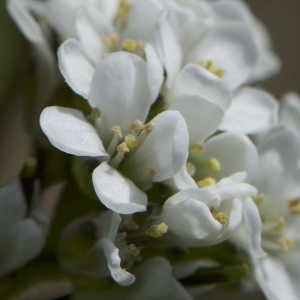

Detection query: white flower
xmin=0 ymin=179 xmax=62 ymax=276
xmin=233 ymin=126 xmax=300 ymax=300
xmin=162 ymin=172 xmax=257 ymax=247
xmin=73 ymin=257 xmax=192 ymax=300
xmin=58 ymin=211 xmax=135 ymax=286
xmin=40 ymin=52 xmax=189 ymax=214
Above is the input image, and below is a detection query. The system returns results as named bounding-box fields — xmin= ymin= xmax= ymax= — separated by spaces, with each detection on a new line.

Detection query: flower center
xmin=198 ymin=59 xmax=225 ymax=78
xmin=211 ymin=210 xmax=229 ymax=225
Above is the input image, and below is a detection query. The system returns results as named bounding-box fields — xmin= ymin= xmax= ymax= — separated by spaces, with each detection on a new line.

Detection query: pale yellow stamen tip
xmin=148 ymin=168 xmax=157 ymax=177
xmin=278 ymin=237 xmax=294 ymax=252
xmin=197 ymin=177 xmax=217 ymax=187
xmin=122 ymin=39 xmax=143 ymax=53
xmin=124 ymin=134 xmax=139 ymax=149
xmin=189 ymin=144 xmax=204 ymax=154
xmin=116 ymin=0 xmax=131 ymax=24
xmin=186 ymin=162 xmax=196 ymax=177
xmin=272 ymin=216 xmax=286 ymax=233
xmin=212 ymin=210 xmax=229 ymax=225
xmin=145 ymin=222 xmax=168 ymax=238
xmin=254 ymin=193 xmax=265 ymax=205
xmin=111 ymin=125 xmax=123 ymax=138
xmin=144 ymin=122 xmax=154 ymax=134
xmin=117 ymin=142 xmax=130 ymax=153
xmin=198 ymin=59 xmax=225 ymax=78
xmin=103 ymin=33 xmax=120 ymax=49
xmin=289 ymin=199 xmax=300 ymax=214
xmin=205 ymin=158 xmax=221 ymax=173
xmin=131 ymin=120 xmax=145 ymax=133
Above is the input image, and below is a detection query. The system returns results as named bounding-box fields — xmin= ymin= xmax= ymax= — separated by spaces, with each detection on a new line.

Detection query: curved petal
xmin=221 ymin=87 xmax=279 ymax=134
xmin=169 ymin=94 xmax=224 ymax=144
xmin=254 ymin=256 xmax=299 ymax=300
xmin=187 ymin=23 xmax=258 ymax=90
xmin=89 ymin=52 xmax=154 ymax=140
xmin=92 ymin=162 xmax=147 ymax=214
xmin=58 ymin=39 xmax=94 ymax=99
xmin=126 ymin=111 xmax=189 ymax=186
xmin=75 ymin=12 xmax=105 ymax=64
xmin=204 ymin=132 xmax=259 ymax=178
xmin=170 ymin=64 xmax=232 ymax=111
xmin=144 ymin=44 xmax=164 ymax=102
xmin=40 ymin=106 xmax=107 ymax=157
xmin=280 ymin=92 xmax=300 ymax=136
xmin=170 ymin=165 xmax=198 ymax=191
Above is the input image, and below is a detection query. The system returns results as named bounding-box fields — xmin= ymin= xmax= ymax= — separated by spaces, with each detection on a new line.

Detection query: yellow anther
xmin=117 ymin=142 xmax=130 ymax=153
xmin=145 ymin=222 xmax=168 ymax=238
xmin=197 ymin=177 xmax=217 ymax=187
xmin=103 ymin=33 xmax=120 ymax=49
xmin=198 ymin=59 xmax=225 ymax=78
xmin=211 ymin=210 xmax=229 ymax=225
xmin=189 ymin=144 xmax=204 ymax=154
xmin=272 ymin=216 xmax=286 ymax=233
xmin=131 ymin=120 xmax=145 ymax=134
xmin=124 ymin=134 xmax=139 ymax=149
xmin=289 ymin=199 xmax=300 ymax=215
xmin=204 ymin=158 xmax=221 ymax=173
xmin=278 ymin=237 xmax=294 ymax=252
xmin=144 ymin=122 xmax=154 ymax=134
xmin=122 ymin=39 xmax=143 ymax=53
xmin=112 ymin=125 xmax=123 ymax=138
xmin=148 ymin=168 xmax=157 ymax=177
xmin=116 ymin=0 xmax=131 ymax=25
xmin=254 ymin=193 xmax=265 ymax=205
xmin=186 ymin=162 xmax=196 ymax=177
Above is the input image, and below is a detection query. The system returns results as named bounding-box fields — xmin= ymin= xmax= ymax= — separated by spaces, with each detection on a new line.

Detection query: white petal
xmin=153 ymin=14 xmax=182 ymax=87
xmin=221 ymin=87 xmax=279 ymax=134
xmin=204 ymin=132 xmax=259 ymax=178
xmin=254 ymin=256 xmax=299 ymax=300
xmin=58 ymin=39 xmax=94 ymax=99
xmin=170 ymin=165 xmax=198 ymax=191
xmin=92 ymin=162 xmax=147 ymax=214
xmin=126 ymin=111 xmax=189 ymax=186
xmin=280 ymin=92 xmax=300 ymax=136
xmin=144 ymin=44 xmax=164 ymax=102
xmin=89 ymin=52 xmax=154 ymax=139
xmin=100 ymin=239 xmax=135 ymax=286
xmin=187 ymin=23 xmax=258 ymax=90
xmin=75 ymin=12 xmax=105 ymax=64
xmin=162 ymin=189 xmax=222 ymax=246
xmin=170 ymin=64 xmax=232 ymax=111
xmin=40 ymin=106 xmax=107 ymax=157
xmin=97 ymin=0 xmax=120 ymax=21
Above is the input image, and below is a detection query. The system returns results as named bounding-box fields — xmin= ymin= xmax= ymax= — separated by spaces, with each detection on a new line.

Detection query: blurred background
xmin=0 ymin=1 xmax=299 ymax=299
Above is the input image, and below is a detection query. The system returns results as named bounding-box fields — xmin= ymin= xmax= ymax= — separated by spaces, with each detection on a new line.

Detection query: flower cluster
xmin=4 ymin=0 xmax=300 ymax=299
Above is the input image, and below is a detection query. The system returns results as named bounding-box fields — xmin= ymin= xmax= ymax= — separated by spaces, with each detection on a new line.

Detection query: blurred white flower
xmin=40 ymin=52 xmax=189 ymax=214
xmin=162 ymin=172 xmax=257 ymax=247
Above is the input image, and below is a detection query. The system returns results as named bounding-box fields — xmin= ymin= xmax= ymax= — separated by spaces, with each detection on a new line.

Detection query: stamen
xmin=115 ymin=0 xmax=131 ymax=25
xmin=254 ymin=193 xmax=265 ymax=205
xmin=198 ymin=59 xmax=225 ymax=78
xmin=204 ymin=157 xmax=221 ymax=173
xmin=122 ymin=39 xmax=144 ymax=53
xmin=145 ymin=222 xmax=168 ymax=238
xmin=211 ymin=210 xmax=229 ymax=225
xmin=124 ymin=134 xmax=139 ymax=149
xmin=131 ymin=120 xmax=145 ymax=134
xmin=197 ymin=177 xmax=217 ymax=187
xmin=103 ymin=33 xmax=120 ymax=49
xmin=278 ymin=237 xmax=294 ymax=252
xmin=143 ymin=122 xmax=154 ymax=134
xmin=186 ymin=162 xmax=196 ymax=177
xmin=189 ymin=144 xmax=204 ymax=154
xmin=289 ymin=199 xmax=300 ymax=214
xmin=107 ymin=126 xmax=123 ymax=155
xmin=110 ymin=142 xmax=129 ymax=168
xmin=117 ymin=142 xmax=130 ymax=153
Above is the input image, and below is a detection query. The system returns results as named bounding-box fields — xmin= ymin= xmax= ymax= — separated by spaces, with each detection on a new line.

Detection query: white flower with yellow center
xmin=162 ymin=172 xmax=257 ymax=247
xmin=233 ymin=126 xmax=300 ymax=300
xmin=40 ymin=52 xmax=189 ymax=215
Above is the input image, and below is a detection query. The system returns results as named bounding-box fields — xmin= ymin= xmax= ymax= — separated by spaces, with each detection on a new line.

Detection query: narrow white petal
xmin=170 ymin=165 xmax=198 ymax=191
xmin=221 ymin=87 xmax=279 ymax=134
xmin=40 ymin=106 xmax=107 ymax=157
xmin=92 ymin=162 xmax=147 ymax=214
xmin=126 ymin=111 xmax=189 ymax=186
xmin=58 ymin=39 xmax=94 ymax=99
